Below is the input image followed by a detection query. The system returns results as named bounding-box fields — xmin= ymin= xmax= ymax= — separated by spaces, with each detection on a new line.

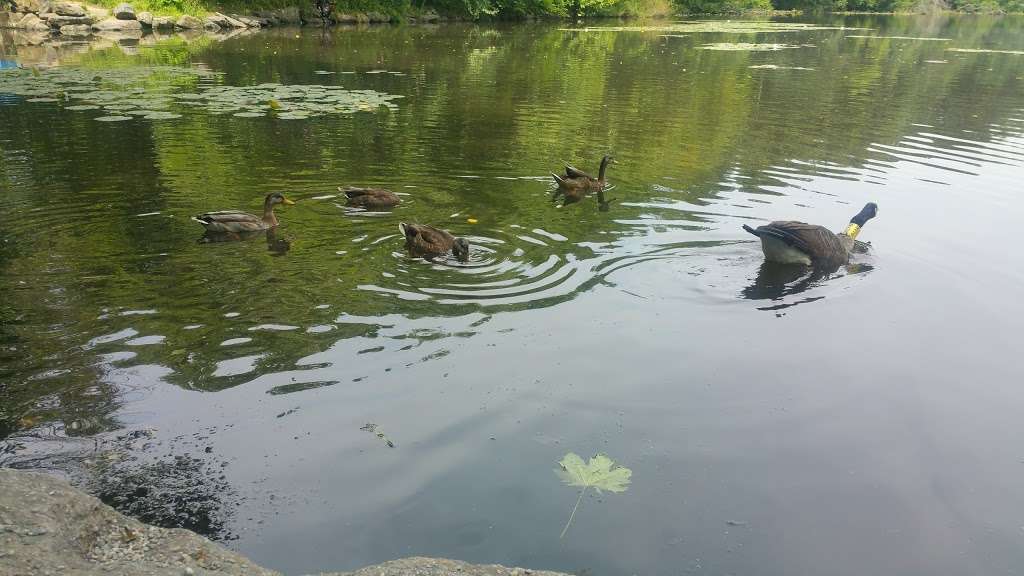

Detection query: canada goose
xmin=551 ymin=155 xmax=615 ymax=200
xmin=193 ymin=192 xmax=295 ymax=233
xmin=399 ymin=223 xmax=470 ymax=262
xmin=340 ymin=187 xmax=401 ymax=209
xmin=743 ymin=203 xmax=878 ymax=266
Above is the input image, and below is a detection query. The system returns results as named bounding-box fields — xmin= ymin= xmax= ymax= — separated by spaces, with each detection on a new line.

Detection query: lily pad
xmin=845 ymin=35 xmax=950 ymax=41
xmin=94 ymin=115 xmax=133 ymax=122
xmin=749 ymin=64 xmax=816 ymax=70
xmin=66 ymin=104 xmax=101 ymax=111
xmin=27 ymin=97 xmax=60 ymax=103
xmin=142 ymin=111 xmax=182 ymax=120
xmin=946 ymin=47 xmax=1024 ymax=55
xmin=233 ymin=111 xmax=265 ymax=118
xmin=699 ymin=43 xmax=813 ymax=51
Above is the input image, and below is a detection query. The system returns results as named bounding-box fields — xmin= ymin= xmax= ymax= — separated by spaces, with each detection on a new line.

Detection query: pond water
xmin=2 ymin=14 xmax=1024 ymax=575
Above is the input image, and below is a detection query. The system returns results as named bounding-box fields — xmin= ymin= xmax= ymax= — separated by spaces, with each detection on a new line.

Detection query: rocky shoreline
xmin=0 ymin=0 xmax=433 ymax=40
xmin=0 ymin=468 xmax=570 ymax=576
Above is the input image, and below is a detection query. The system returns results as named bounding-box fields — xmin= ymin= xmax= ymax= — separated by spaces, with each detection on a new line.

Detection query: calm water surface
xmin=2 ymin=15 xmax=1024 ymax=575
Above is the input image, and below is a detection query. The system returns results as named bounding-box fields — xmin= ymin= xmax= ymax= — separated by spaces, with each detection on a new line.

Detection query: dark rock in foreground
xmin=0 ymin=469 xmax=571 ymax=576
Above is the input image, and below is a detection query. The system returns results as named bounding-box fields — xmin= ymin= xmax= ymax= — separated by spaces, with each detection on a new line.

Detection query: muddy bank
xmin=0 ymin=468 xmax=570 ymax=576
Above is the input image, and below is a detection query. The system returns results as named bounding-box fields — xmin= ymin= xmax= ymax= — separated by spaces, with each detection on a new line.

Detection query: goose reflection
xmin=742 ymin=260 xmax=873 ymax=311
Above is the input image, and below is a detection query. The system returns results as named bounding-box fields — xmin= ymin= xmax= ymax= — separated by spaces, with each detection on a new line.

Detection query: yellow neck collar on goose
xmin=844 ymin=223 xmax=861 ymax=239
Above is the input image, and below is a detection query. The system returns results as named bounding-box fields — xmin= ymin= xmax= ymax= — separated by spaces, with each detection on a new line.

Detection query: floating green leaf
xmin=556 ymin=452 xmax=631 ymax=539
xmin=95 ymin=115 xmax=133 ymax=122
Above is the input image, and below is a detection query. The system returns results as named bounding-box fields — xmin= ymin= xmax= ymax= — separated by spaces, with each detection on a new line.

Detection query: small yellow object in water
xmin=467 ymin=218 xmax=478 ymax=224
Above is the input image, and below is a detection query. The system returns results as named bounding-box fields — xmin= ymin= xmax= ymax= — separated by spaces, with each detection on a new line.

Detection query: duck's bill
xmin=283 ymin=197 xmax=296 ymax=205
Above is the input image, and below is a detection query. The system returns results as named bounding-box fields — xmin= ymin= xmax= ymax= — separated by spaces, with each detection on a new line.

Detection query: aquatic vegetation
xmin=946 ymin=48 xmax=1024 ymax=55
xmin=699 ymin=43 xmax=814 ymax=51
xmin=556 ymin=452 xmax=631 ymax=539
xmin=0 ymin=66 xmax=403 ymax=123
xmin=561 ymin=22 xmax=868 ymax=34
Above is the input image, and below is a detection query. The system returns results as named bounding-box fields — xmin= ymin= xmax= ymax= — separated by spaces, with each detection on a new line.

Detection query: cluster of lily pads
xmin=0 ymin=65 xmax=403 ymax=122
xmin=561 ymin=21 xmax=869 ymax=34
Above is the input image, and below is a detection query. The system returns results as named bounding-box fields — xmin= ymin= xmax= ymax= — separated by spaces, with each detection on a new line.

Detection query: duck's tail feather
xmin=742 ymin=224 xmax=762 ymax=237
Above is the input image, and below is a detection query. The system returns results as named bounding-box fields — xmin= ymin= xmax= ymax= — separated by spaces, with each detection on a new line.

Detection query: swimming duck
xmin=193 ymin=192 xmax=295 ymax=233
xmin=551 ymin=155 xmax=615 ymax=198
xmin=340 ymin=187 xmax=401 ymax=209
xmin=743 ymin=203 xmax=878 ymax=266
xmin=399 ymin=222 xmax=470 ymax=262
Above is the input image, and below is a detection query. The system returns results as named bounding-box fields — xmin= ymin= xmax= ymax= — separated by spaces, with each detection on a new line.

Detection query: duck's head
xmin=265 ymin=192 xmax=296 ymax=207
xmin=453 ymin=237 xmax=470 ymax=262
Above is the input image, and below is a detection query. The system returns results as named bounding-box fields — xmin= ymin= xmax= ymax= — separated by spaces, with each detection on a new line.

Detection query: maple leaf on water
xmin=555 ymin=452 xmax=632 ymax=539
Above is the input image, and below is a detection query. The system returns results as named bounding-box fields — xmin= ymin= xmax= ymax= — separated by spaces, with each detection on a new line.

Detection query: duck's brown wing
xmin=749 ymin=221 xmax=846 ymax=261
xmin=194 ymin=211 xmax=266 ymax=233
xmin=416 ymin=225 xmax=456 ymax=249
xmin=343 ymin=187 xmax=400 ymax=208
xmin=564 ymin=164 xmax=594 ymax=180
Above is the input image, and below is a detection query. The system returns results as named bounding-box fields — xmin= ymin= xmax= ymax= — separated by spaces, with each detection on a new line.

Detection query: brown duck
xmin=743 ymin=203 xmax=878 ymax=266
xmin=340 ymin=187 xmax=401 ymax=209
xmin=193 ymin=192 xmax=295 ymax=233
xmin=400 ymin=222 xmax=470 ymax=262
xmin=551 ymin=155 xmax=615 ymax=200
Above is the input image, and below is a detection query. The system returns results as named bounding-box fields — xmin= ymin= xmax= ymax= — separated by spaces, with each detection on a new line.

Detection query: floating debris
xmin=360 ymin=423 xmax=395 ymax=448
xmin=925 ymin=60 xmax=948 ymax=64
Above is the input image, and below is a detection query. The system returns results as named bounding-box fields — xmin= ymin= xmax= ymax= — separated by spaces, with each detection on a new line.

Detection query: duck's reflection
xmin=199 ymin=228 xmax=292 ymax=256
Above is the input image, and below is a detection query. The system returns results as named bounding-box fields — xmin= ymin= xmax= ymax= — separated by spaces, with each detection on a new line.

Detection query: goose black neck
xmin=598 ymin=157 xmax=611 ymax=181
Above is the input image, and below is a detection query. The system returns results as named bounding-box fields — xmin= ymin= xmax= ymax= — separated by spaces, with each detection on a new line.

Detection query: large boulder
xmin=152 ymin=15 xmax=174 ymax=28
xmin=202 ymin=17 xmax=219 ymax=31
xmin=207 ymin=12 xmax=246 ymax=28
xmin=12 ymin=0 xmax=50 ymax=14
xmin=367 ymin=11 xmax=390 ymax=22
xmin=92 ymin=16 xmax=141 ymax=30
xmin=175 ymin=14 xmax=202 ymax=29
xmin=228 ymin=13 xmax=260 ymax=27
xmin=16 ymin=13 xmax=50 ymax=30
xmin=51 ymin=1 xmax=85 ymax=16
xmin=136 ymin=10 xmax=152 ymax=26
xmin=59 ymin=23 xmax=91 ymax=35
xmin=45 ymin=14 xmax=92 ymax=26
xmin=113 ymin=3 xmax=135 ymax=19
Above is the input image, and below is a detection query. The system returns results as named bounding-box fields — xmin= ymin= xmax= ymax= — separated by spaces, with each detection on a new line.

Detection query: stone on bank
xmin=0 ymin=468 xmax=572 ymax=576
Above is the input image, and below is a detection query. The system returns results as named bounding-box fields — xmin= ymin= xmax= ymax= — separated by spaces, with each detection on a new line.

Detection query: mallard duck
xmin=551 ymin=155 xmax=615 ymax=199
xmin=743 ymin=203 xmax=878 ymax=266
xmin=193 ymin=192 xmax=295 ymax=233
xmin=340 ymin=187 xmax=401 ymax=209
xmin=399 ymin=222 xmax=470 ymax=262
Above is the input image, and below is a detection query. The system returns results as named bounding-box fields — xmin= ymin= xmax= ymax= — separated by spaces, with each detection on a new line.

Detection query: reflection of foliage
xmin=556 ymin=452 xmax=631 ymax=538
xmin=91 ymin=452 xmax=237 ymax=541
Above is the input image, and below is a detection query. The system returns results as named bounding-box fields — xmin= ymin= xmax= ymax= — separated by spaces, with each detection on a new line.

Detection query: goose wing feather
xmin=754 ymin=221 xmax=847 ymax=261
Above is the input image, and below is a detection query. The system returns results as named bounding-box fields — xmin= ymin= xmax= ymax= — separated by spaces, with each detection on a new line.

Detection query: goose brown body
xmin=193 ymin=193 xmax=294 ymax=234
xmin=341 ymin=187 xmax=401 ymax=209
xmin=743 ymin=203 xmax=878 ymax=266
xmin=400 ymin=223 xmax=470 ymax=262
